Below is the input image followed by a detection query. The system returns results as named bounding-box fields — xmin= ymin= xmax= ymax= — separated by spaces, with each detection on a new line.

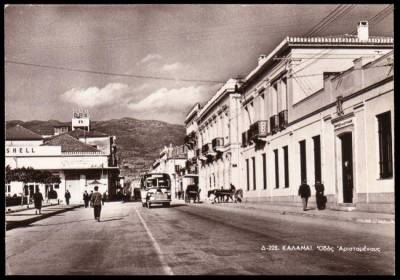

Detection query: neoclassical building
xmin=194 ymin=79 xmax=242 ymax=200
xmin=186 ymin=22 xmax=394 ymax=212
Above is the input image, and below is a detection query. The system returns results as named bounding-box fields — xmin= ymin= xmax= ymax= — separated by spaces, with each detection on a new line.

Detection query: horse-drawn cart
xmin=185 ymin=184 xmax=200 ymax=203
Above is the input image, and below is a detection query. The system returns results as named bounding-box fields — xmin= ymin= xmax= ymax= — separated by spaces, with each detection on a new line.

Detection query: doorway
xmin=340 ymin=133 xmax=353 ymax=203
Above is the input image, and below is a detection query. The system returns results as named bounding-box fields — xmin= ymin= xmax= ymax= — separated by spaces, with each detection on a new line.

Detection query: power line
xmin=312 ymin=5 xmax=356 ymax=35
xmin=304 ymin=5 xmax=355 ymax=37
xmin=5 ymin=60 xmax=225 ymax=84
xmin=9 ymin=22 xmax=303 ymax=55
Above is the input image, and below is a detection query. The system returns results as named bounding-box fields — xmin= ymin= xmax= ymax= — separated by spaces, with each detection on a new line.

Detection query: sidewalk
xmin=6 ymin=204 xmax=82 ymax=230
xmin=197 ymin=200 xmax=394 ymax=224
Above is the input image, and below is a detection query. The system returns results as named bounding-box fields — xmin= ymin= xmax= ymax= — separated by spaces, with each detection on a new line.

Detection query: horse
xmin=207 ymin=189 xmax=224 ymax=204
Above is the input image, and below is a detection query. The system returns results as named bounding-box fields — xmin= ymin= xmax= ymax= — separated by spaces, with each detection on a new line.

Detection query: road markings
xmin=135 ymin=209 xmax=174 ymax=275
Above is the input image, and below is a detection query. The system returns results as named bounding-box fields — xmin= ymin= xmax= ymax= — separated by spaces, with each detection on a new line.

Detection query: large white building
xmin=194 ymin=79 xmax=242 ymax=200
xmin=186 ymin=22 xmax=394 ymax=213
xmin=5 ymin=113 xmax=120 ymax=204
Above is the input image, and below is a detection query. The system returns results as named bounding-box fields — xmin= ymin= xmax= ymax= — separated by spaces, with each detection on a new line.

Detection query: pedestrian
xmin=64 ymin=190 xmax=71 ymax=205
xmin=91 ymin=186 xmax=103 ymax=222
xmin=83 ymin=190 xmax=90 ymax=208
xmin=315 ymin=180 xmax=326 ymax=210
xmin=33 ymin=189 xmax=44 ymax=215
xmin=102 ymin=191 xmax=108 ymax=206
xmin=89 ymin=190 xmax=93 ymax=207
xmin=298 ymin=180 xmax=311 ymax=211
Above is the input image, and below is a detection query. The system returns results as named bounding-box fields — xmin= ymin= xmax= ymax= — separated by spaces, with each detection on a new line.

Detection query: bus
xmin=140 ymin=173 xmax=172 ymax=208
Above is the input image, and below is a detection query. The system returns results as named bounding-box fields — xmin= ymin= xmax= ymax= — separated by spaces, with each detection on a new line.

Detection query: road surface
xmin=6 ymin=201 xmax=394 ymax=275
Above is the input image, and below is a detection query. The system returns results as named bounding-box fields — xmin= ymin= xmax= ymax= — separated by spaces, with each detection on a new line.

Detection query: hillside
xmin=6 ymin=118 xmax=186 ymax=180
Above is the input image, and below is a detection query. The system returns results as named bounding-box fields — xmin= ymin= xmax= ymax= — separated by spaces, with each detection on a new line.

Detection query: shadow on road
xmin=99 ymin=217 xmax=124 ymax=222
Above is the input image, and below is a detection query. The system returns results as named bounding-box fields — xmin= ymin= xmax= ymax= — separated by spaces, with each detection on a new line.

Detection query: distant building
xmin=5 ymin=111 xmax=120 ymax=203
xmin=150 ymin=144 xmax=187 ymax=199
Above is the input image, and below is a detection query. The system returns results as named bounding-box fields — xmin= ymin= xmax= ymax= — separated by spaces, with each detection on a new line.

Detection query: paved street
xmin=6 ymin=201 xmax=394 ymax=275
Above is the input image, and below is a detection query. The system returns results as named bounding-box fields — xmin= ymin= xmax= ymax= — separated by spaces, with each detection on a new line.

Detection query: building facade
xmin=5 ymin=113 xmax=120 ymax=203
xmin=187 ymin=22 xmax=394 ymax=213
xmin=195 ymin=79 xmax=242 ymax=200
xmin=149 ymin=144 xmax=187 ymax=199
xmin=184 ymin=103 xmax=201 ymax=176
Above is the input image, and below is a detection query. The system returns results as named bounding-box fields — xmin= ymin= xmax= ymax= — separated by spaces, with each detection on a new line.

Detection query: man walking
xmin=33 ymin=189 xmax=44 ymax=215
xmin=91 ymin=186 xmax=103 ymax=222
xmin=64 ymin=190 xmax=71 ymax=205
xmin=298 ymin=180 xmax=311 ymax=211
xmin=83 ymin=190 xmax=90 ymax=208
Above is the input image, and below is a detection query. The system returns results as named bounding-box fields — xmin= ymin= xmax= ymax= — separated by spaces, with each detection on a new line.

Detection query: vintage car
xmin=140 ymin=173 xmax=171 ymax=208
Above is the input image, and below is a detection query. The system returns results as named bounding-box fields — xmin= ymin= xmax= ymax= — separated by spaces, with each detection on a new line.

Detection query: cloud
xmin=60 ymin=83 xmax=129 ymax=108
xmin=161 ymin=62 xmax=183 ymax=72
xmin=128 ymin=86 xmax=213 ymax=112
xmin=138 ymin=53 xmax=162 ymax=64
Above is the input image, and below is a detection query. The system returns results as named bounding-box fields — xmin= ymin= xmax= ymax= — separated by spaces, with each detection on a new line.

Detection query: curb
xmin=6 ymin=203 xmax=58 ymax=214
xmin=196 ymin=203 xmax=394 ymax=224
xmin=6 ymin=205 xmax=82 ymax=231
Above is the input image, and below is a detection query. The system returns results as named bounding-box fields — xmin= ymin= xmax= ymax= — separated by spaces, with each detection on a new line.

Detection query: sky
xmin=5 ymin=4 xmax=393 ymax=125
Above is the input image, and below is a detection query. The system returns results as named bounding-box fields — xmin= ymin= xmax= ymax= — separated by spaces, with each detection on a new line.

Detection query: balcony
xmin=201 ymin=143 xmax=215 ymax=156
xmin=270 ymin=115 xmax=279 ymax=135
xmin=211 ymin=137 xmax=224 ymax=152
xmin=184 ymin=132 xmax=196 ymax=149
xmin=278 ymin=110 xmax=288 ymax=130
xmin=250 ymin=120 xmax=269 ymax=140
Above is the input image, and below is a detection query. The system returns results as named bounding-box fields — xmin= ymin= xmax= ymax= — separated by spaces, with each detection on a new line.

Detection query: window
xmin=274 ymin=149 xmax=279 ymax=188
xmin=377 ymin=112 xmax=392 ymax=178
xmin=213 ymin=174 xmax=216 ymax=188
xmin=272 ymin=83 xmax=278 ymax=115
xmin=252 ymin=157 xmax=256 ymax=190
xmin=283 ymin=146 xmax=289 ymax=188
xmin=299 ymin=140 xmax=307 ymax=182
xmin=246 ymin=159 xmax=250 ymax=191
xmin=260 ymin=94 xmax=265 ymax=121
xmin=313 ymin=135 xmax=322 ymax=183
xmin=281 ymin=77 xmax=288 ymax=111
xmin=262 ymin=153 xmax=267 ymax=190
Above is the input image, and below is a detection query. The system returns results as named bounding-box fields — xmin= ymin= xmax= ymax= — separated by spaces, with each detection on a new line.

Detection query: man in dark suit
xmin=91 ymin=186 xmax=103 ymax=222
xmin=298 ymin=180 xmax=311 ymax=211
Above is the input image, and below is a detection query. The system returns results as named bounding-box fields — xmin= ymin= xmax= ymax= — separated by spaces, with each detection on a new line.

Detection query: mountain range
xmin=6 ymin=118 xmax=186 ymax=181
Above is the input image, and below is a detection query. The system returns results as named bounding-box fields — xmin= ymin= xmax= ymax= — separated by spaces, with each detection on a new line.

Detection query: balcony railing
xmin=250 ymin=120 xmax=269 ymax=140
xmin=270 ymin=115 xmax=279 ymax=135
xmin=211 ymin=137 xmax=224 ymax=151
xmin=201 ymin=143 xmax=215 ymax=156
xmin=278 ymin=110 xmax=288 ymax=130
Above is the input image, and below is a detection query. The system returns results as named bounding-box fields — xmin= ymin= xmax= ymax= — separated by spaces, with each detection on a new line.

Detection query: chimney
xmin=357 ymin=21 xmax=369 ymax=42
xmin=258 ymin=54 xmax=267 ymax=66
